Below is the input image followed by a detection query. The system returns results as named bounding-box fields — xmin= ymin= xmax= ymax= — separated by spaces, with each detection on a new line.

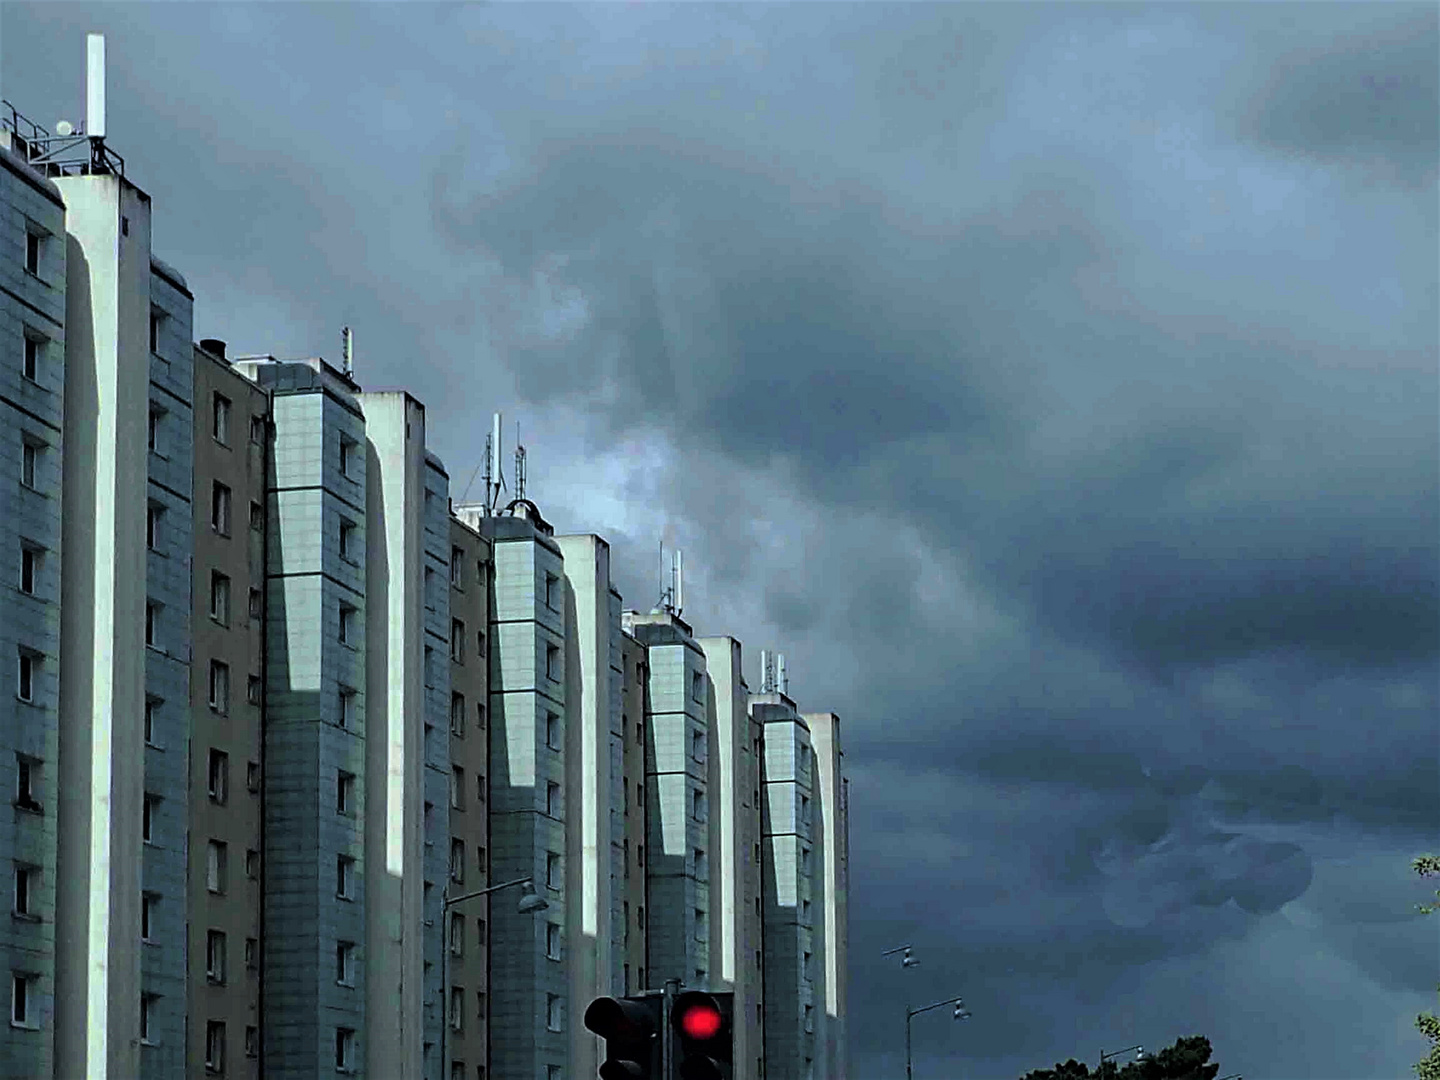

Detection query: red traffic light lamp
xmin=584 ymin=995 xmax=663 ymax=1080
xmin=671 ymin=991 xmax=733 ymax=1080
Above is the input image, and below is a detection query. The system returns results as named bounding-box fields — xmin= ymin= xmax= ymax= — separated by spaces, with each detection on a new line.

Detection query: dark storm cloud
xmin=1239 ymin=8 xmax=1440 ymax=181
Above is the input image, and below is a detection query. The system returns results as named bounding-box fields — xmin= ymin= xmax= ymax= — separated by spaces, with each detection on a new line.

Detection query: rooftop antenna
xmin=514 ymin=420 xmax=526 ymax=503
xmin=341 ymin=326 xmax=353 ymax=378
xmin=484 ymin=411 xmax=506 ymax=514
xmin=87 ymin=34 xmax=106 ymax=140
xmin=777 ymin=653 xmax=788 ymax=696
xmin=673 ymin=548 xmax=683 ymax=617
xmin=759 ymin=650 xmax=775 ymax=694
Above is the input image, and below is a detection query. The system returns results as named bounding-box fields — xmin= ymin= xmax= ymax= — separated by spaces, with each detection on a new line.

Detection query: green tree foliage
xmin=1414 ymin=855 xmax=1440 ymax=1080
xmin=1020 ymin=1035 xmax=1220 ymax=1080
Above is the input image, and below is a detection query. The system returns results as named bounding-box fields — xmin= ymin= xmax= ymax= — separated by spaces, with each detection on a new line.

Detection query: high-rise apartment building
xmin=0 ymin=52 xmax=850 ymax=1079
xmin=0 ymin=134 xmax=67 ymax=1080
xmin=188 ymin=338 xmax=271 ymax=1078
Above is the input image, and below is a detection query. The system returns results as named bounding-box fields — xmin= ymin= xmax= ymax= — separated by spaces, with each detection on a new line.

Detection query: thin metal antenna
xmin=341 ymin=327 xmax=353 ymax=377
xmin=481 ymin=432 xmax=493 ymax=511
xmin=487 ymin=412 xmax=506 ymax=513
xmin=514 ymin=419 xmax=526 ymax=502
xmin=673 ymin=549 xmax=683 ymax=617
xmin=777 ymin=653 xmax=787 ymax=695
xmin=759 ymin=650 xmax=773 ymax=694
xmin=87 ymin=35 xmax=106 ymax=139
xmin=658 ymin=539 xmax=667 ymax=612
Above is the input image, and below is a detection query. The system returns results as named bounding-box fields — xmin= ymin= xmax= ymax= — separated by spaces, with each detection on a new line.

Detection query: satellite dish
xmin=55 ymin=120 xmax=74 ymax=136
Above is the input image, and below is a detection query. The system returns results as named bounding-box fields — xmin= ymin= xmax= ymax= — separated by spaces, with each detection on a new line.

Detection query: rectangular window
xmin=141 ymin=892 xmax=157 ymax=941
xmin=805 ymin=1004 xmax=813 ymax=1033
xmin=12 ymin=864 xmax=34 ymax=917
xmin=449 ymin=912 xmax=464 ymax=956
xmin=546 ymin=711 xmax=560 ymax=750
xmin=477 ymin=701 xmax=486 ymax=729
xmin=337 ymin=772 xmax=354 ymax=815
xmin=424 ymin=881 xmax=434 ymax=925
xmin=245 ymin=1026 xmax=258 ymax=1058
xmin=250 ymin=500 xmax=264 ymax=532
xmin=424 ymin=801 xmax=434 ymax=845
xmin=249 ymin=587 xmax=262 ymax=618
xmin=10 ymin=973 xmax=31 ymax=1027
xmin=249 ymin=415 xmax=265 ymax=445
xmin=450 ymin=619 xmax=465 ymax=662
xmin=546 ymin=781 xmax=560 ymax=818
xmin=247 ymin=675 xmax=262 ymax=706
xmin=16 ymin=652 xmax=35 ymax=703
xmin=476 ymin=917 xmax=486 ymax=945
xmin=477 ymin=627 xmax=486 ymax=657
xmin=637 ymin=844 xmax=644 ymax=867
xmin=145 ymin=601 xmax=160 ymax=648
xmin=691 ymin=730 xmax=705 ymax=761
xmin=15 ymin=757 xmax=37 ymax=812
xmin=450 ymin=692 xmax=465 ymax=736
xmin=451 ymin=766 xmax=464 ymax=810
xmin=450 ymin=546 xmax=463 ymax=588
xmin=338 ymin=687 xmax=355 ymax=729
xmin=802 ymin=898 xmax=811 ymax=922
xmin=692 ymin=671 xmax=704 ymax=702
xmin=337 ymin=856 xmax=355 ymax=900
xmin=801 ymin=847 xmax=811 ymax=873
xmin=140 ymin=992 xmax=158 ymax=1044
xmin=546 ymin=992 xmax=562 ymax=1032
xmin=210 ymin=572 xmax=231 ymax=625
xmin=335 ymin=1027 xmax=355 ymax=1072
xmin=546 ymin=643 xmax=559 ymax=681
xmin=207 ymin=749 xmax=228 ymax=804
xmin=246 ymin=849 xmax=259 ymax=880
xmin=801 ymin=795 xmax=810 ymax=824
xmin=245 ymin=938 xmax=258 ymax=969
xmin=476 ymin=774 xmax=486 ymax=802
xmin=336 ymin=941 xmax=355 ymax=985
xmin=448 ymin=985 xmax=464 ymax=1032
xmin=143 ymin=699 xmax=158 ymax=745
xmin=22 ymin=335 xmax=38 ymax=381
xmin=546 ymin=850 xmax=561 ymax=890
xmin=450 ymin=840 xmax=464 ymax=884
xmin=339 ymin=519 xmax=355 ymax=561
xmin=206 ymin=929 xmax=227 ymax=984
xmin=694 ymin=848 xmax=706 ymax=877
xmin=145 ymin=504 xmax=162 ymax=552
xmin=209 ymin=661 xmax=230 ymax=714
xmin=477 ymin=846 xmax=486 ymax=873
xmin=20 ymin=442 xmax=36 ymax=489
xmin=212 ymin=482 xmax=231 ymax=535
xmin=213 ymin=393 xmax=231 ymax=445
xmin=207 ymin=840 xmax=227 ymax=894
xmin=544 ymin=572 xmax=558 ymax=610
xmin=142 ymin=794 xmax=158 ymax=844
xmin=25 ymin=231 xmax=40 ymax=274
xmin=692 ymin=788 xmax=703 ymax=821
xmin=339 ymin=605 xmax=356 ymax=646
xmin=148 ymin=407 xmax=162 ymax=454
xmin=19 ymin=544 xmax=37 ymax=596
xmin=695 ymin=909 xmax=706 ymax=941
xmin=546 ymin=921 xmax=561 ymax=960
xmin=246 ymin=761 xmax=260 ymax=793
xmin=149 ymin=311 xmax=161 ymax=353
xmin=339 ymin=437 xmax=358 ymax=480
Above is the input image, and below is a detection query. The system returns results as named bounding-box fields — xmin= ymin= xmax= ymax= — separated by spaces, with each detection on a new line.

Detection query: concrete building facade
xmin=187 ymin=339 xmax=271 ymax=1078
xmin=803 ymin=713 xmax=848 ymax=1080
xmin=0 ymin=138 xmax=66 ymax=1080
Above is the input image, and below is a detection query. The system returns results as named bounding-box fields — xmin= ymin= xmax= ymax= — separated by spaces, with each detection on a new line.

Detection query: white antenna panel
xmin=86 ymin=34 xmax=106 ymax=139
xmin=674 ymin=549 xmax=683 ymax=615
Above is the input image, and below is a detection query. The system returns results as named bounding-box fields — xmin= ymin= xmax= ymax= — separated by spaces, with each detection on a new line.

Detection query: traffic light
xmin=671 ymin=990 xmax=733 ymax=1080
xmin=584 ymin=994 xmax=663 ymax=1079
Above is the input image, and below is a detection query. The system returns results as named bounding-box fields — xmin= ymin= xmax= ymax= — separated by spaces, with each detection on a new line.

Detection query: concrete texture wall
xmin=803 ymin=714 xmax=847 ymax=1080
xmin=618 ymin=633 xmax=648 ymax=994
xmin=0 ymin=143 xmax=66 ymax=1080
xmin=187 ymin=344 xmax=269 ymax=1080
xmin=53 ymin=172 xmax=152 ymax=1080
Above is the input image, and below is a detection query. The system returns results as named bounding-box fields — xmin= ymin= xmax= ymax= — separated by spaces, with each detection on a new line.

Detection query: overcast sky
xmin=6 ymin=4 xmax=1437 ymax=1077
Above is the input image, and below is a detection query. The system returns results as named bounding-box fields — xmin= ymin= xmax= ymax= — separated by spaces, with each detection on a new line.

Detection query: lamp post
xmin=905 ymin=995 xmax=971 ymax=1080
xmin=1099 ymin=1044 xmax=1145 ymax=1077
xmin=440 ymin=875 xmax=548 ymax=1080
xmin=882 ymin=945 xmax=920 ymax=1079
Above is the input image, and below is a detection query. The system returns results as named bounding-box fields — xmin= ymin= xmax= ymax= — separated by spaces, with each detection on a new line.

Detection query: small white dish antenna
xmin=55 ymin=120 xmax=74 ymax=136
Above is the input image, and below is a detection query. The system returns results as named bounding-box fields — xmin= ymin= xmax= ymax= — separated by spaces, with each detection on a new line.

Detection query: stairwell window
xmin=339 ymin=519 xmax=356 ymax=562
xmin=212 ymin=393 xmax=231 ymax=446
xmin=12 ymin=864 xmax=35 ymax=919
xmin=451 ymin=767 xmax=464 ymax=810
xmin=18 ymin=545 xmax=38 ymax=596
xmin=546 ymin=921 xmax=561 ymax=960
xmin=14 ymin=758 xmax=39 ymax=813
xmin=336 ymin=856 xmax=355 ymax=900
xmin=544 ymin=572 xmax=558 ymax=611
xmin=338 ymin=605 xmax=356 ymax=646
xmin=141 ymin=892 xmax=157 ymax=941
xmin=24 ymin=229 xmax=40 ymax=276
xmin=19 ymin=441 xmax=38 ymax=489
xmin=546 ymin=851 xmax=561 ymax=890
xmin=546 ymin=781 xmax=560 ymax=818
xmin=450 ymin=986 xmax=463 ymax=1032
xmin=209 ymin=661 xmax=230 ymax=714
xmin=339 ymin=437 xmax=359 ymax=480
xmin=142 ymin=794 xmax=159 ymax=844
xmin=140 ymin=992 xmax=158 ymax=1044
xmin=145 ymin=602 xmax=160 ymax=648
xmin=546 ymin=993 xmax=562 ymax=1032
xmin=207 ymin=841 xmax=228 ymax=894
xmin=450 ymin=619 xmax=465 ymax=663
xmin=336 ymin=941 xmax=355 ymax=986
xmin=449 ymin=912 xmax=463 ymax=957
xmin=148 ymin=407 xmax=163 ymax=454
xmin=211 ymin=482 xmax=231 ymax=536
xmin=450 ymin=547 xmax=463 ymax=588
xmin=207 ymin=749 xmax=228 ymax=805
xmin=338 ymin=687 xmax=355 ymax=730
xmin=10 ymin=972 xmax=35 ymax=1028
xmin=16 ymin=650 xmax=36 ymax=704
xmin=450 ymin=693 xmax=465 ymax=736
xmin=210 ymin=572 xmax=231 ymax=626
xmin=21 ymin=333 xmax=41 ymax=382
xmin=206 ymin=930 xmax=227 ymax=984
xmin=545 ymin=711 xmax=560 ymax=750
xmin=450 ymin=840 xmax=464 ymax=884
xmin=546 ymin=644 xmax=559 ymax=682
xmin=335 ymin=1027 xmax=355 ymax=1073
xmin=336 ymin=772 xmax=355 ymax=815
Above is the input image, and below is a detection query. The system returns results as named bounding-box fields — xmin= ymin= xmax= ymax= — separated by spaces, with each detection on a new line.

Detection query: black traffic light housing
xmin=584 ymin=994 xmax=663 ymax=1079
xmin=671 ymin=990 xmax=734 ymax=1080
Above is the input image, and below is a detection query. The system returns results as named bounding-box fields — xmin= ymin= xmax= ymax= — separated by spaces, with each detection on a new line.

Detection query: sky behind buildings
xmin=4 ymin=4 xmax=1437 ymax=1077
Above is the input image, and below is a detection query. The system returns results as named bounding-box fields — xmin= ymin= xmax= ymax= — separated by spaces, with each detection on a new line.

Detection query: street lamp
xmin=883 ymin=945 xmax=920 ymax=1079
xmin=906 ymin=995 xmax=970 ymax=1080
xmin=441 ymin=876 xmax=549 ymax=1080
xmin=1099 ymin=1044 xmax=1144 ymax=1076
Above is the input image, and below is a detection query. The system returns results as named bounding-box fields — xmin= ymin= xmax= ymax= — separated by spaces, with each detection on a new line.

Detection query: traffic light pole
xmin=662 ymin=978 xmax=680 ymax=1080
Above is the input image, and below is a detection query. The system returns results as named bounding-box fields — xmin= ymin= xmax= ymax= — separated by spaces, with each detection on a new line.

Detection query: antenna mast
xmin=484 ymin=412 xmax=506 ymax=513
xmin=341 ymin=327 xmax=353 ymax=378
xmin=514 ymin=420 xmax=526 ymax=503
xmin=673 ymin=549 xmax=683 ymax=617
xmin=87 ymin=34 xmax=106 ymax=139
